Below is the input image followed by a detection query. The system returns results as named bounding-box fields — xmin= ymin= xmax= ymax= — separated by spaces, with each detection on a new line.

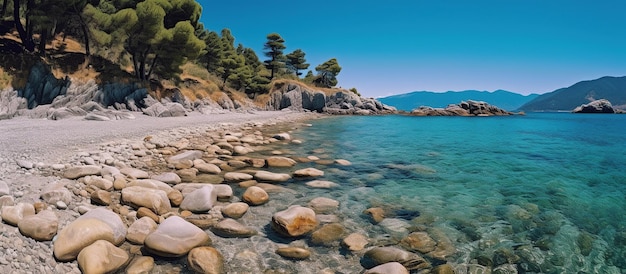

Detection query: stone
xmin=266 ymin=156 xmax=297 ymax=167
xmin=211 ymin=218 xmax=257 ymax=238
xmin=125 ymin=256 xmax=155 ymax=274
xmin=400 ymin=232 xmax=437 ymax=253
xmin=214 ymin=184 xmax=233 ymax=201
xmin=311 ymin=223 xmax=345 ymax=246
xmin=120 ymin=167 xmax=149 ymax=179
xmin=16 ymin=159 xmax=34 ymax=169
xmin=293 ymin=167 xmax=324 ymax=177
xmin=151 ymin=172 xmax=181 ymax=184
xmin=187 ymin=247 xmax=225 ymax=274
xmin=180 ymin=185 xmax=217 ymax=213
xmin=272 ymin=133 xmax=291 ymax=140
xmin=242 ymin=186 xmax=269 ymax=206
xmin=0 ymin=181 xmax=9 ymax=196
xmin=305 ymin=180 xmax=338 ymax=188
xmin=364 ymin=262 xmax=409 ymax=274
xmin=233 ymin=145 xmax=250 ymax=155
xmin=0 ymin=195 xmax=15 ymax=209
xmin=144 ymin=216 xmax=211 ymax=257
xmin=77 ymin=240 xmax=129 ymax=274
xmin=334 ymin=159 xmax=352 ymax=166
xmin=121 ymin=186 xmax=171 ymax=215
xmin=90 ymin=190 xmax=112 ymax=206
xmin=343 ymin=233 xmax=369 ymax=251
xmin=126 ymin=217 xmax=158 ymax=245
xmin=275 ymin=246 xmax=311 ymax=260
xmin=362 ymin=246 xmax=430 ymax=271
xmin=168 ymin=150 xmax=204 ymax=164
xmin=54 ymin=208 xmax=127 ymax=261
xmin=174 ymin=160 xmax=194 ymax=169
xmin=137 ymin=207 xmax=159 ymax=223
xmin=84 ymin=176 xmax=114 ymax=191
xmin=1 ymin=202 xmax=35 ymax=226
xmin=432 ymin=264 xmax=455 ymax=274
xmin=254 ymin=171 xmax=291 ymax=182
xmin=64 ymin=165 xmax=101 ymax=179
xmin=308 ymin=197 xmax=339 ymax=214
xmin=271 ymin=205 xmax=317 ymax=237
xmin=40 ymin=182 xmax=72 ymax=205
xmin=17 ymin=210 xmax=58 ymax=241
xmin=194 ymin=159 xmax=222 ymax=174
xmin=222 ymin=202 xmax=249 ymax=219
xmin=224 ymin=172 xmax=253 ymax=182
xmin=364 ymin=207 xmax=385 ymax=223
xmin=379 ymin=218 xmax=410 ymax=237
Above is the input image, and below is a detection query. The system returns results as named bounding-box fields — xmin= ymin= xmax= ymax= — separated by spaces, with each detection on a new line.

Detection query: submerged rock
xmin=362 ymin=246 xmax=431 ymax=271
xmin=275 ymin=246 xmax=311 ymax=260
xmin=271 ymin=205 xmax=318 ymax=237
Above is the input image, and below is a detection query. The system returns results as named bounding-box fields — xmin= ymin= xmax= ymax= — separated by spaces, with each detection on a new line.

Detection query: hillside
xmin=519 ymin=76 xmax=626 ymax=111
xmin=379 ymin=90 xmax=538 ymax=111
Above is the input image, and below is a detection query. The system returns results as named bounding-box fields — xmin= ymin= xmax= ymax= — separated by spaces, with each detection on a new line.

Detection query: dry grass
xmin=0 ymin=68 xmax=12 ymax=90
xmin=254 ymin=93 xmax=271 ymax=108
xmin=269 ymin=79 xmax=344 ymax=96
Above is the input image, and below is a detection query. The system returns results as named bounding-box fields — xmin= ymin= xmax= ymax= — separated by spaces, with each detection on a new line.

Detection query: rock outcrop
xmin=572 ymin=99 xmax=625 ymax=113
xmin=267 ymin=81 xmax=396 ymax=114
xmin=410 ymin=100 xmax=514 ymax=116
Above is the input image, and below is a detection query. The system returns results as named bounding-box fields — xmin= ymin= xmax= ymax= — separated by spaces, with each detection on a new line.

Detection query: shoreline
xmin=0 ymin=110 xmax=331 ymax=273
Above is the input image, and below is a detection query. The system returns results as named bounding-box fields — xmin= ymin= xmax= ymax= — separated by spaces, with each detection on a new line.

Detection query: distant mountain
xmin=379 ymin=90 xmax=538 ymax=111
xmin=519 ymin=76 xmax=626 ymax=111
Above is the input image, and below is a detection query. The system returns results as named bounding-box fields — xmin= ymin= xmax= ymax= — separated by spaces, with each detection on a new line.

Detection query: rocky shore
xmin=0 ymin=111 xmax=456 ymax=273
xmin=409 ymin=100 xmax=516 ymax=116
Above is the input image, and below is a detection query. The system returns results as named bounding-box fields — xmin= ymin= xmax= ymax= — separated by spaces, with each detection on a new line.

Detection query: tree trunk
xmin=146 ymin=54 xmax=158 ymax=80
xmin=77 ymin=14 xmax=90 ymax=56
xmin=13 ymin=0 xmax=35 ymax=52
xmin=38 ymin=28 xmax=47 ymax=56
xmin=1 ymin=0 xmax=8 ymax=17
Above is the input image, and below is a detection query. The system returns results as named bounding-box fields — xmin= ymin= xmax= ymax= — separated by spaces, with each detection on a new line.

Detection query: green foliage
xmin=285 ymin=49 xmax=309 ymax=77
xmin=263 ymin=33 xmax=286 ymax=80
xmin=313 ymin=58 xmax=342 ymax=88
xmin=84 ymin=0 xmax=205 ymax=81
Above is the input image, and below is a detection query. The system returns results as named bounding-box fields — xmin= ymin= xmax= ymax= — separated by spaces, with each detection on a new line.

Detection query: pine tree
xmin=263 ymin=33 xmax=286 ymax=80
xmin=285 ymin=49 xmax=309 ymax=77
xmin=314 ymin=58 xmax=342 ymax=88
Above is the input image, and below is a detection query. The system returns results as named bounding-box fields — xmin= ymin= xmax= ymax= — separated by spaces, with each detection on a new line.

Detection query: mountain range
xmin=379 ymin=90 xmax=538 ymax=111
xmin=518 ymin=76 xmax=626 ymax=111
xmin=380 ymin=76 xmax=626 ymax=112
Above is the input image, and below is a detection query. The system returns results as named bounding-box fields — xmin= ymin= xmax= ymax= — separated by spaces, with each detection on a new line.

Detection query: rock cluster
xmin=410 ymin=100 xmax=515 ymax=116
xmin=572 ymin=99 xmax=625 ymax=113
xmin=268 ymin=81 xmax=396 ymax=114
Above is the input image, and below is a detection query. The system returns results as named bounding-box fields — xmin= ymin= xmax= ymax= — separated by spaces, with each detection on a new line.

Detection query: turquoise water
xmin=290 ymin=113 xmax=626 ymax=273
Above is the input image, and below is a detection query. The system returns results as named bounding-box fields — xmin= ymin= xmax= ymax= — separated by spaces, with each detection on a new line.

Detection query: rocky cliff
xmin=267 ymin=81 xmax=396 ymax=115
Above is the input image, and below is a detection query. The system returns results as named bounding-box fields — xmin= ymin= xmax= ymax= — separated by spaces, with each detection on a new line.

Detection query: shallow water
xmin=287 ymin=113 xmax=626 ymax=273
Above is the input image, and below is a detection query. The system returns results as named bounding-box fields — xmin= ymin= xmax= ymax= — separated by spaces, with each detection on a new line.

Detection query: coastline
xmin=0 ymin=110 xmax=331 ymax=273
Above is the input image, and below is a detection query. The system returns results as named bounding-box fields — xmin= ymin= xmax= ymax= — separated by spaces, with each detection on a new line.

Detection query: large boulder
xmin=143 ymin=102 xmax=186 ymax=117
xmin=269 ymin=83 xmax=326 ymax=112
xmin=53 ymin=208 xmax=126 ymax=261
xmin=0 ymin=89 xmax=27 ymax=120
xmin=18 ymin=62 xmax=71 ymax=109
xmin=411 ymin=100 xmax=513 ymax=116
xmin=573 ymin=99 xmax=616 ymax=113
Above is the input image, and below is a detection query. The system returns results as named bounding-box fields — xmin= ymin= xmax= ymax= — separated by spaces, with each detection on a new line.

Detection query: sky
xmin=198 ymin=0 xmax=626 ymax=97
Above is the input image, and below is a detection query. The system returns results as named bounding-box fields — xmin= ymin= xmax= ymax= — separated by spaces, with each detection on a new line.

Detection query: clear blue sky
xmin=198 ymin=0 xmax=626 ymax=97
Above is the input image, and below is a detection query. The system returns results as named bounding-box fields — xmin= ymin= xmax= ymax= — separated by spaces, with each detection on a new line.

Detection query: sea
xmin=282 ymin=113 xmax=626 ymax=273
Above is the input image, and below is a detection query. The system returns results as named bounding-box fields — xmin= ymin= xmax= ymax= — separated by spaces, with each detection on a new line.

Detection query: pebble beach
xmin=0 ymin=110 xmax=454 ymax=274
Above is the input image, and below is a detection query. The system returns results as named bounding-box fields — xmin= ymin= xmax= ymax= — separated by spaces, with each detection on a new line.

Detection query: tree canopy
xmin=1 ymin=0 xmax=347 ymax=96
